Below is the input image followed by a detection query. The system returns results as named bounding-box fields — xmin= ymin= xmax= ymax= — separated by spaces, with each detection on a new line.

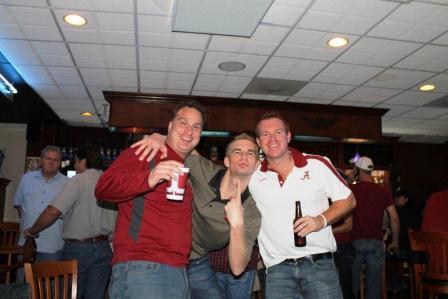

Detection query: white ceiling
xmin=1 ymin=0 xmax=448 ymax=143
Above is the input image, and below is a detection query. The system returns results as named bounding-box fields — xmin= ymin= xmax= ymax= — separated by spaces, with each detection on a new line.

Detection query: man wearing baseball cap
xmin=350 ymin=156 xmax=399 ymax=299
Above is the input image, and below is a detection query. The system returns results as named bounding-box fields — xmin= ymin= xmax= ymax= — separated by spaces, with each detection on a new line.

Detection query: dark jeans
xmin=334 ymin=243 xmax=355 ymax=299
xmin=60 ymin=241 xmax=112 ymax=299
xmin=352 ymin=239 xmax=385 ymax=299
xmin=188 ymin=255 xmax=224 ymax=299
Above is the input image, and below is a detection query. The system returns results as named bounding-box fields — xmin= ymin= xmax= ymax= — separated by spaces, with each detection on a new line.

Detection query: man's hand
xmin=148 ymin=160 xmax=184 ymax=189
xmin=387 ymin=241 xmax=399 ymax=254
xmin=23 ymin=228 xmax=38 ymax=238
xmin=224 ymin=180 xmax=244 ymax=229
xmin=131 ymin=133 xmax=167 ymax=161
xmin=294 ymin=215 xmax=325 ymax=237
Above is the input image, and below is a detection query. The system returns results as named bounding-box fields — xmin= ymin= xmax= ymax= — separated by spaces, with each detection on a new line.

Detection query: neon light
xmin=0 ymin=73 xmax=17 ymax=94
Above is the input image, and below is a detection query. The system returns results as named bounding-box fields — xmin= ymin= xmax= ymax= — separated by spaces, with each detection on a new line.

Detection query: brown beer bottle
xmin=294 ymin=201 xmax=306 ymax=247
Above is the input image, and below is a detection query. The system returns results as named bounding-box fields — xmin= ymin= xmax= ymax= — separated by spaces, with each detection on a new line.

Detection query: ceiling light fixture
xmin=218 ymin=61 xmax=246 ymax=72
xmin=63 ymin=14 xmax=87 ymax=26
xmin=419 ymin=84 xmax=436 ymax=92
xmin=327 ymin=37 xmax=349 ymax=48
xmin=80 ymin=111 xmax=94 ymax=117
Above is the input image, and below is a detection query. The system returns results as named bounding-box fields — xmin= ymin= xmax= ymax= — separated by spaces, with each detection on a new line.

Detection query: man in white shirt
xmin=249 ymin=112 xmax=356 ymax=299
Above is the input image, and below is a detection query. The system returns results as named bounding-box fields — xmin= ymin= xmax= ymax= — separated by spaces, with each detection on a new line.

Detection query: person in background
xmin=133 ymin=133 xmax=261 ymax=299
xmin=249 ymin=112 xmax=356 ymax=299
xmin=95 ymin=100 xmax=205 ymax=299
xmin=421 ymin=188 xmax=448 ymax=232
xmin=14 ymin=146 xmax=68 ymax=267
xmin=24 ymin=144 xmax=117 ymax=299
xmin=350 ymin=156 xmax=399 ymax=299
xmin=393 ymin=187 xmax=420 ymax=252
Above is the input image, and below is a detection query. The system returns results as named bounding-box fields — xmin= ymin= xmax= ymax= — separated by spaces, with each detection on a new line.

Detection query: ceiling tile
xmin=395 ymin=45 xmax=448 ymax=72
xmin=276 ymin=29 xmax=359 ymax=61
xmin=194 ymin=74 xmax=251 ymax=93
xmin=140 ymin=88 xmax=190 ymax=95
xmin=8 ymin=6 xmax=55 ymax=26
xmin=192 ymin=91 xmax=240 ymax=98
xmin=50 ymin=0 xmax=134 ymax=13
xmin=208 ymin=25 xmax=289 ymax=55
xmin=0 ymin=0 xmax=47 ymax=7
xmin=16 ymin=65 xmax=53 ymax=84
xmin=340 ymin=86 xmax=401 ymax=103
xmin=375 ymin=103 xmax=418 ymax=117
xmin=364 ymin=69 xmax=435 ymax=89
xmin=399 ymin=107 xmax=448 ymax=119
xmin=382 ymin=90 xmax=444 ymax=106
xmin=289 ymin=97 xmax=334 ymax=105
xmin=139 ymin=47 xmax=203 ymax=72
xmin=259 ymin=57 xmax=328 ymax=81
xmin=47 ymin=66 xmax=82 ymax=85
xmin=137 ymin=0 xmax=173 ymax=15
xmin=432 ymin=32 xmax=448 ymax=45
xmin=33 ymin=84 xmax=64 ymax=99
xmin=59 ymin=85 xmax=89 ymax=99
xmin=0 ymin=24 xmax=25 ymax=39
xmin=262 ymin=0 xmax=308 ymax=26
xmin=337 ymin=37 xmax=421 ymax=67
xmin=422 ymin=73 xmax=448 ymax=93
xmin=313 ymin=63 xmax=384 ymax=85
xmin=294 ymin=82 xmax=355 ymax=100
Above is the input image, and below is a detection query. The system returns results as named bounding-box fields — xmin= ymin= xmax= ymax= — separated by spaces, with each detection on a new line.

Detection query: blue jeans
xmin=352 ymin=239 xmax=385 ymax=299
xmin=108 ymin=261 xmax=190 ymax=299
xmin=215 ymin=270 xmax=256 ymax=299
xmin=60 ymin=241 xmax=112 ymax=299
xmin=334 ymin=243 xmax=355 ymax=299
xmin=265 ymin=257 xmax=342 ymax=299
xmin=188 ymin=255 xmax=224 ymax=299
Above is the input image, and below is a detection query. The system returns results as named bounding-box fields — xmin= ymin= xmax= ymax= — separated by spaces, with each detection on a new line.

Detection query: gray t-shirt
xmin=51 ymin=168 xmax=117 ymax=240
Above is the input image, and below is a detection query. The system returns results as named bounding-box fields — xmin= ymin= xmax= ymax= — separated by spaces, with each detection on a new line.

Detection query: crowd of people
xmin=13 ymin=100 xmax=447 ymax=299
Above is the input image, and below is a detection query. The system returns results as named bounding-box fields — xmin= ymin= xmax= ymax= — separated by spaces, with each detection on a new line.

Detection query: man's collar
xmin=259 ymin=147 xmax=308 ymax=172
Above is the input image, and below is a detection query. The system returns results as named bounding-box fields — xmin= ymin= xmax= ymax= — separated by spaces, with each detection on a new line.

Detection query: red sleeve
xmin=95 ymin=147 xmax=152 ymax=202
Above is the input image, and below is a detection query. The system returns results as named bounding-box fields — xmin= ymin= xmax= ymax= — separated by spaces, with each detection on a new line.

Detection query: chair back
xmin=24 ymin=260 xmax=78 ymax=299
xmin=0 ymin=237 xmax=36 ymax=284
xmin=0 ymin=222 xmax=20 ymax=246
xmin=409 ymin=230 xmax=448 ymax=298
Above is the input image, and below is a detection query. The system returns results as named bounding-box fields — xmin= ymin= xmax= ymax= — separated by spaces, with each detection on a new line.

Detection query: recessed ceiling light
xmin=327 ymin=37 xmax=349 ymax=48
xmin=419 ymin=84 xmax=436 ymax=92
xmin=80 ymin=111 xmax=94 ymax=117
xmin=218 ymin=61 xmax=246 ymax=72
xmin=63 ymin=14 xmax=87 ymax=26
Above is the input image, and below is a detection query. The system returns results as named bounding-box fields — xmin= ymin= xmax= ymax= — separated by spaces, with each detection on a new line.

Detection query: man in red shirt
xmin=422 ymin=190 xmax=448 ymax=232
xmin=350 ymin=156 xmax=399 ymax=299
xmin=95 ymin=100 xmax=206 ymax=299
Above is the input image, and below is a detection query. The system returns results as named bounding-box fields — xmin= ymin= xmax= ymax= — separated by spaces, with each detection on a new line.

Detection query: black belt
xmin=284 ymin=252 xmax=333 ymax=264
xmin=65 ymin=235 xmax=109 ymax=243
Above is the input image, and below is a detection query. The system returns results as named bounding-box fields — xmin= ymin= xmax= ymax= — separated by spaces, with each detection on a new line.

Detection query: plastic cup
xmin=166 ymin=167 xmax=189 ymax=201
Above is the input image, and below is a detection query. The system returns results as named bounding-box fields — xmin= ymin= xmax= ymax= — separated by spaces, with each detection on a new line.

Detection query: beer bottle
xmin=294 ymin=201 xmax=306 ymax=247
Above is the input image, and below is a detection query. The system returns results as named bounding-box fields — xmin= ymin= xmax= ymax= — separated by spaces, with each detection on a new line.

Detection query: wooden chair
xmin=0 ymin=237 xmax=36 ymax=284
xmin=24 ymin=260 xmax=78 ymax=299
xmin=409 ymin=231 xmax=448 ymax=299
xmin=0 ymin=222 xmax=20 ymax=246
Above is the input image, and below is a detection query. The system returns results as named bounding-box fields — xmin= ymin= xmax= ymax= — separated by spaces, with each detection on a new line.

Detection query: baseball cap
xmin=355 ymin=156 xmax=374 ymax=171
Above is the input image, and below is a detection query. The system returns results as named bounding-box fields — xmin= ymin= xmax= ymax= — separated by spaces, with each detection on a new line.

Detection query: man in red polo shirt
xmin=95 ymin=100 xmax=206 ymax=299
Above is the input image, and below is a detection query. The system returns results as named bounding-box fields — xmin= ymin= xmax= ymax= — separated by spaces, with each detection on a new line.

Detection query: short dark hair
xmin=75 ymin=144 xmax=102 ymax=169
xmin=225 ymin=133 xmax=259 ymax=159
xmin=173 ymin=100 xmax=207 ymax=127
xmin=255 ymin=111 xmax=290 ymax=137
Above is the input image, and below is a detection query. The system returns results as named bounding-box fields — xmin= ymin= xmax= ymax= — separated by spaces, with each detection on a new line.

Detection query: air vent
xmin=424 ymin=94 xmax=448 ymax=108
xmin=244 ymin=78 xmax=307 ymax=97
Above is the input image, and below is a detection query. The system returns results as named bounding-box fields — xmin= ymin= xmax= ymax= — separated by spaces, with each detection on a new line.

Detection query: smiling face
xmin=166 ymin=107 xmax=203 ymax=158
xmin=224 ymin=138 xmax=259 ymax=177
xmin=256 ymin=117 xmax=291 ymax=161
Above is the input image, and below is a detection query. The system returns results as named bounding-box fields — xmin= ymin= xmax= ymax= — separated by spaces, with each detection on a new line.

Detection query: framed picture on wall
xmin=25 ymin=157 xmax=40 ymax=172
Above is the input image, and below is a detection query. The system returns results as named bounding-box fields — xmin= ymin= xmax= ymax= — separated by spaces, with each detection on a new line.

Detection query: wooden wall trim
xmin=104 ymin=91 xmax=388 ymax=140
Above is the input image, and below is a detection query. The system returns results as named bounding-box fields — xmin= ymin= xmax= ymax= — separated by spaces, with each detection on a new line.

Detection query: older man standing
xmin=14 ymin=146 xmax=68 ymax=263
